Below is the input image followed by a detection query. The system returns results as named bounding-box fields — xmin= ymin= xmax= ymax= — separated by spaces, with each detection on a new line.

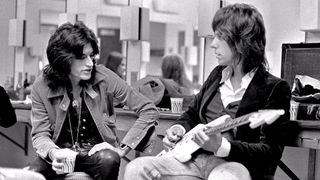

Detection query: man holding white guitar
xmin=124 ymin=3 xmax=292 ymax=180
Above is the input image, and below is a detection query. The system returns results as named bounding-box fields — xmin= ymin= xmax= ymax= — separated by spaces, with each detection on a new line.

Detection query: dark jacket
xmin=0 ymin=86 xmax=17 ymax=128
xmin=176 ymin=65 xmax=291 ymax=180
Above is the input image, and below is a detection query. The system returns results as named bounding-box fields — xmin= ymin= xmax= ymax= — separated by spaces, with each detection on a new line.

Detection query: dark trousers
xmin=28 ymin=149 xmax=120 ymax=180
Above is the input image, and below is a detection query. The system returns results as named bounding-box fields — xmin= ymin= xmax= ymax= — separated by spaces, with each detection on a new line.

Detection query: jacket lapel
xmin=236 ymin=67 xmax=268 ymax=117
xmin=199 ymin=68 xmax=223 ymax=122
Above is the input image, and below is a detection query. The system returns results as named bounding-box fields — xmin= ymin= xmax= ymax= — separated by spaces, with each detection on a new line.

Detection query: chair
xmin=54 ymin=172 xmax=93 ymax=180
xmin=278 ymin=160 xmax=300 ymax=180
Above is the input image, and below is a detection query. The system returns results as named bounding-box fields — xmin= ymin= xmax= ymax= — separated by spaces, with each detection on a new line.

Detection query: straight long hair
xmin=161 ymin=54 xmax=193 ymax=88
xmin=211 ymin=3 xmax=268 ymax=74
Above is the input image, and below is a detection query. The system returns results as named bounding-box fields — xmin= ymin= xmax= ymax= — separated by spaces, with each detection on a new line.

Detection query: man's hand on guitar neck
xmin=193 ymin=127 xmax=224 ymax=154
xmin=163 ymin=125 xmax=186 ymax=150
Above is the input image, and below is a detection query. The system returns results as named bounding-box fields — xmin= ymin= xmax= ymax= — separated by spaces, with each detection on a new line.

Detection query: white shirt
xmin=216 ymin=66 xmax=256 ymax=157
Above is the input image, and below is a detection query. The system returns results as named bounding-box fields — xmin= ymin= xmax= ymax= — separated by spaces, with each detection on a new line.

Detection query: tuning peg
xmin=249 ymin=114 xmax=266 ymax=129
xmin=174 ymin=153 xmax=192 ymax=163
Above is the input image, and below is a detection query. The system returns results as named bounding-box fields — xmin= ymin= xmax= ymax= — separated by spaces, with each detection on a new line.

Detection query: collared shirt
xmin=219 ymin=66 xmax=255 ymax=108
xmin=216 ymin=66 xmax=256 ymax=157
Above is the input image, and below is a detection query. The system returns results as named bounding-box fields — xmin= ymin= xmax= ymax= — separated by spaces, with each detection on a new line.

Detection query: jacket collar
xmin=46 ymin=65 xmax=107 ymax=100
xmin=220 ymin=65 xmax=256 ymax=86
xmin=200 ymin=65 xmax=268 ymax=119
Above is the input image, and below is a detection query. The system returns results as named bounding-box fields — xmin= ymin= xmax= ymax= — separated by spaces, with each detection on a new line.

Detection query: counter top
xmin=12 ymin=103 xmax=320 ymax=129
xmin=12 ymin=103 xmax=181 ymax=122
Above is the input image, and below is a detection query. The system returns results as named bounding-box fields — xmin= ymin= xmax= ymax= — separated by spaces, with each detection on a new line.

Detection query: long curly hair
xmin=43 ymin=21 xmax=99 ymax=91
xmin=211 ymin=3 xmax=268 ymax=74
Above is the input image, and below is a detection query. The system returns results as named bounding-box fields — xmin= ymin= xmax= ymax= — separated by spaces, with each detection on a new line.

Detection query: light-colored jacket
xmin=30 ymin=65 xmax=159 ymax=159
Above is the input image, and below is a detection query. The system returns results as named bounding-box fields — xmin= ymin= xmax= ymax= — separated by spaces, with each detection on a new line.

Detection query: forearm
xmin=32 ymin=135 xmax=59 ymax=159
xmin=227 ymin=138 xmax=284 ymax=165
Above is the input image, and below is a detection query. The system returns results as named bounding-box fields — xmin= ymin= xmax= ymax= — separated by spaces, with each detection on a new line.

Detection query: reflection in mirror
xmin=2 ymin=0 xmax=202 ymax=93
xmin=142 ymin=22 xmax=202 ymax=89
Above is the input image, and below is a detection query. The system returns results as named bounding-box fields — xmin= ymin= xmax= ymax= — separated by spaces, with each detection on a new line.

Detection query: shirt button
xmin=82 ymin=119 xmax=86 ymax=122
xmin=136 ymin=137 xmax=139 ymax=139
xmin=80 ymin=133 xmax=84 ymax=137
xmin=82 ymin=126 xmax=86 ymax=130
xmin=131 ymin=143 xmax=135 ymax=146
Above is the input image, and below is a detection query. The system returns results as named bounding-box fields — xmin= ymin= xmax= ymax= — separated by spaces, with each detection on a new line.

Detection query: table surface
xmin=12 ymin=102 xmax=320 ymax=128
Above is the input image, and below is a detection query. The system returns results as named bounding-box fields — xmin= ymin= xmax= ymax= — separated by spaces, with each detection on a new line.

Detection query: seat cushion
xmin=54 ymin=172 xmax=93 ymax=180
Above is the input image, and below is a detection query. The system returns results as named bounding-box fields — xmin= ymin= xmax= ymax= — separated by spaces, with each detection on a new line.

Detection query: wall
xmin=0 ymin=0 xmax=15 ymax=85
xmin=203 ymin=0 xmax=305 ymax=79
xmin=226 ymin=0 xmax=305 ymax=76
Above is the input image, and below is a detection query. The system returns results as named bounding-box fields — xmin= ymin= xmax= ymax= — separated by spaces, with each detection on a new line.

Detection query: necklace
xmin=68 ymin=91 xmax=83 ymax=152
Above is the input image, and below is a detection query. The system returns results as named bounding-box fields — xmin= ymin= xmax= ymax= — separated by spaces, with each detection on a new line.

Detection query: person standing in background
xmin=157 ymin=54 xmax=196 ymax=109
xmin=101 ymin=51 xmax=127 ymax=107
xmin=101 ymin=51 xmax=126 ymax=79
xmin=161 ymin=54 xmax=195 ymax=96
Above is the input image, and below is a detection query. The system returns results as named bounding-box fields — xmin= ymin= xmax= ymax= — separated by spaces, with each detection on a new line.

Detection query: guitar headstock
xmin=248 ymin=109 xmax=285 ymax=129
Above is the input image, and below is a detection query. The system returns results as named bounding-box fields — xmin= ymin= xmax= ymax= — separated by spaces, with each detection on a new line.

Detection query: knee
xmin=95 ymin=149 xmax=120 ymax=169
xmin=208 ymin=162 xmax=251 ymax=180
xmin=125 ymin=157 xmax=150 ymax=172
xmin=124 ymin=157 xmax=160 ymax=180
xmin=125 ymin=157 xmax=141 ymax=174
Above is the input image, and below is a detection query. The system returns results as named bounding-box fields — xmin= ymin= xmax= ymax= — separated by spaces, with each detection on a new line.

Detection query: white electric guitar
xmin=157 ymin=109 xmax=285 ymax=163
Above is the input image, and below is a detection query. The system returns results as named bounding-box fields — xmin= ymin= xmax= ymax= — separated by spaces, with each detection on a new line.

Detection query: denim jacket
xmin=30 ymin=65 xmax=159 ymax=159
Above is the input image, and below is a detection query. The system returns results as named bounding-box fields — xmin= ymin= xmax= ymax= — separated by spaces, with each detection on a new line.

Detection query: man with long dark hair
xmin=124 ymin=3 xmax=291 ymax=180
xmin=27 ymin=21 xmax=158 ymax=180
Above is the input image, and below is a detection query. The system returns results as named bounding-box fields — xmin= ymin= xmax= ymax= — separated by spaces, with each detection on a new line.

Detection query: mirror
xmin=1 ymin=0 xmax=202 ymax=92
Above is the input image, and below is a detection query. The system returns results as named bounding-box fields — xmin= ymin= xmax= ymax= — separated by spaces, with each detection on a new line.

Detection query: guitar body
xmin=157 ymin=109 xmax=285 ymax=163
xmin=157 ymin=115 xmax=231 ymax=162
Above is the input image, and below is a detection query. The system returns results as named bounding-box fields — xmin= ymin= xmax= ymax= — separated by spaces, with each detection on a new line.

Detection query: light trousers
xmin=0 ymin=167 xmax=45 ymax=180
xmin=124 ymin=152 xmax=228 ymax=180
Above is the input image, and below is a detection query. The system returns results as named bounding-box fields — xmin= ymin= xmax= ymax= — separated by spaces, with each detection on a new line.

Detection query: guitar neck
xmin=204 ymin=113 xmax=253 ymax=136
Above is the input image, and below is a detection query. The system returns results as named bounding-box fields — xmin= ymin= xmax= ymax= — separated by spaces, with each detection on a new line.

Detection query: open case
xmin=281 ymin=43 xmax=320 ymax=120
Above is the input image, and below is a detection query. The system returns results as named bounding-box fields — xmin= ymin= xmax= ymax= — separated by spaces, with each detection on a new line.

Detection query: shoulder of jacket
xmin=32 ymin=75 xmax=47 ymax=89
xmin=93 ymin=65 xmax=116 ymax=84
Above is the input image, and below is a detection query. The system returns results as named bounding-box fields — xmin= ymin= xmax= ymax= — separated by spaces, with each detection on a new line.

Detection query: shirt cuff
xmin=171 ymin=124 xmax=186 ymax=135
xmin=215 ymin=137 xmax=231 ymax=157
